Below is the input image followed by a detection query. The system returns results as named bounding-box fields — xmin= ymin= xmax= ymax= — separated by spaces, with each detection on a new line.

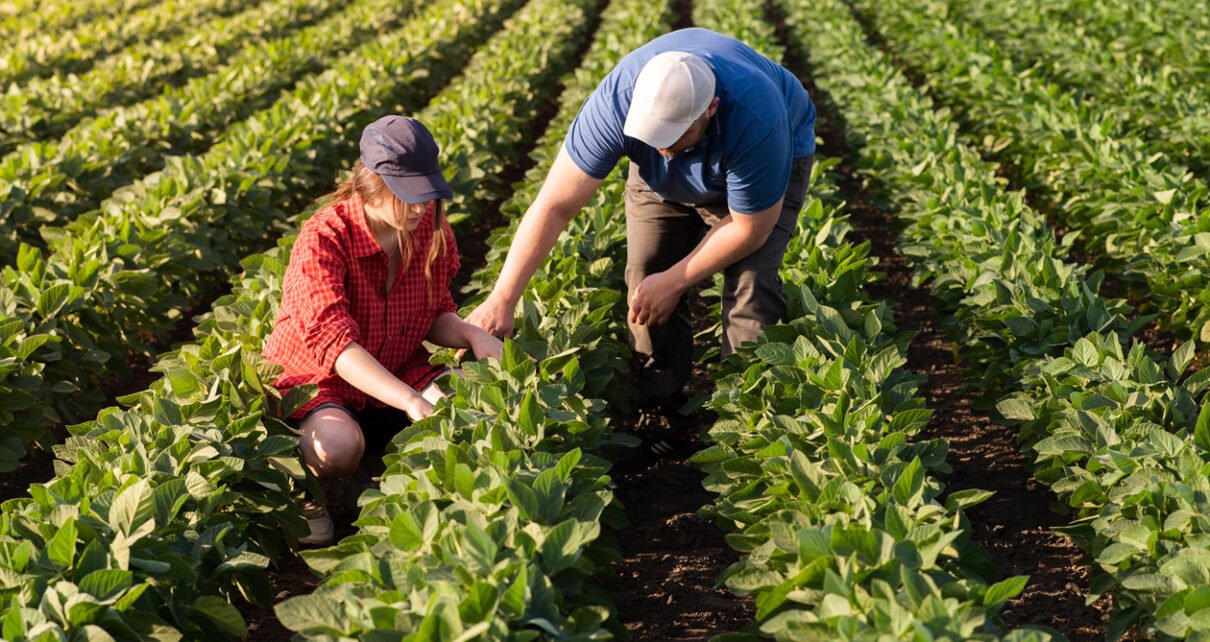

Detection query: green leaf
xmin=821 ymin=359 xmax=844 ymax=392
xmin=2 ymin=597 xmax=25 ymax=639
xmin=47 ymin=517 xmax=77 ymax=568
xmin=944 ymin=488 xmax=995 ymax=512
xmin=517 ymin=390 xmax=542 ymax=437
xmin=506 ymin=479 xmax=539 ymax=521
xmin=109 ymin=479 xmax=151 ymax=535
xmin=275 ymin=594 xmax=346 ymax=633
xmin=463 ymin=522 xmax=498 ymax=572
xmin=77 ymin=625 xmax=117 ymax=642
xmin=1170 ymin=341 xmax=1197 ymax=379
xmin=152 ymin=479 xmax=188 ymax=526
xmin=74 ymin=539 xmax=108 ymax=580
xmin=542 ymin=519 xmax=593 ymax=575
xmin=984 ymin=575 xmax=1029 ymax=607
xmin=996 ymin=397 xmax=1036 ymax=421
xmin=500 ymin=565 xmax=528 ymax=616
xmin=891 ymin=458 xmax=925 ymax=506
xmin=389 ymin=511 xmax=425 ymax=551
xmin=79 ymin=570 xmax=133 ymax=601
xmin=163 ymin=367 xmax=202 ymax=399
xmin=1072 ymin=338 xmax=1099 ymax=367
xmin=190 ymin=596 xmax=247 ymax=637
xmin=554 ymin=449 xmax=581 ymax=483
xmin=35 ymin=283 xmax=77 ymax=319
xmin=1195 ymin=402 xmax=1210 ymax=453
xmin=755 ymin=342 xmax=796 ymax=366
xmin=15 ymin=334 xmax=52 ymax=360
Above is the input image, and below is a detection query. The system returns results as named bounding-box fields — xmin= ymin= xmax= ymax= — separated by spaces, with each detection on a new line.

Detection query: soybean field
xmin=1 ymin=0 xmax=1207 ymax=640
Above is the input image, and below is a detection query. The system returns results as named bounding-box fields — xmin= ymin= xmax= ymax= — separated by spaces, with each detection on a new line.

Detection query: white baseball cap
xmin=624 ymin=51 xmax=716 ymax=149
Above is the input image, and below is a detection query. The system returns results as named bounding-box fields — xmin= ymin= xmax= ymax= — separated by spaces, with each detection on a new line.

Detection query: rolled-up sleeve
xmin=565 ymin=78 xmax=629 ymax=180
xmin=288 ymin=228 xmax=360 ymax=374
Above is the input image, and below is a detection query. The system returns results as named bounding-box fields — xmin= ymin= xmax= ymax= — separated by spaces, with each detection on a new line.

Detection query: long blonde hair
xmin=322 ymin=161 xmax=450 ymax=305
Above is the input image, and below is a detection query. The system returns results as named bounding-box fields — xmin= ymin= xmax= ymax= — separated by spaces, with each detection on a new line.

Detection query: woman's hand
xmin=468 ymin=326 xmax=505 ymax=361
xmin=402 ymin=394 xmax=435 ymax=422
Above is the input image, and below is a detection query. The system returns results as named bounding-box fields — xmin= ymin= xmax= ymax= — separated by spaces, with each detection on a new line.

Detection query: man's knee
xmin=299 ymin=408 xmax=365 ymax=478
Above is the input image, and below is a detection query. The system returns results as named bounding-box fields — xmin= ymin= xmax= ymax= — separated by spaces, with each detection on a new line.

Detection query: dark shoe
xmin=629 ymin=393 xmax=697 ymax=463
xmin=354 ymin=458 xmax=380 ymax=493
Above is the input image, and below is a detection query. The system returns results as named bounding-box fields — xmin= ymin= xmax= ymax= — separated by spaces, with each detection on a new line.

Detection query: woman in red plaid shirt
xmin=263 ymin=116 xmax=503 ymax=544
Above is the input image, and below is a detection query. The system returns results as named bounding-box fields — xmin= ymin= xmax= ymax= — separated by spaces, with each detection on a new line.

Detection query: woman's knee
xmin=298 ymin=407 xmax=365 ymax=478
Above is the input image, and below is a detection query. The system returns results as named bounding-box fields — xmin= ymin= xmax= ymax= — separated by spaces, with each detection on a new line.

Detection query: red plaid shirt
xmin=263 ymin=194 xmax=459 ymax=418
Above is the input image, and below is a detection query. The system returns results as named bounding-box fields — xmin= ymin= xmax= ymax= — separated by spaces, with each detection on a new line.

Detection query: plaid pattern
xmin=263 ymin=194 xmax=459 ymax=418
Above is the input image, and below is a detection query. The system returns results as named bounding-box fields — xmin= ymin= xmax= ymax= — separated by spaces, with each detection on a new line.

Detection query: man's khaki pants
xmin=623 ymin=155 xmax=814 ymax=404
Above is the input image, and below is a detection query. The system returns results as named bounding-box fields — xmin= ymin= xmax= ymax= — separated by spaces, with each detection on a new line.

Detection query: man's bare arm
xmin=467 ymin=145 xmax=604 ymax=335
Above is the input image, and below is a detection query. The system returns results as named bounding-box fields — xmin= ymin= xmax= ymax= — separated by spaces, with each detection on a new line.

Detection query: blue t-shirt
xmin=566 ymin=28 xmax=816 ymax=214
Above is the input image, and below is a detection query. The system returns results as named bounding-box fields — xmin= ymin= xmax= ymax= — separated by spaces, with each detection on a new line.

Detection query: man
xmin=468 ymin=28 xmax=816 ymax=449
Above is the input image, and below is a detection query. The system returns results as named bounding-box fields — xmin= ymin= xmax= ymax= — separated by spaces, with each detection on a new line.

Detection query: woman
xmin=263 ymin=115 xmax=504 ymax=545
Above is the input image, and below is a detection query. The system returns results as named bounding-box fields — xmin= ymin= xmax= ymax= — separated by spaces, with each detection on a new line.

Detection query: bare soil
xmin=0 ymin=447 xmax=55 ymax=505
xmin=805 ymin=78 xmax=1112 ymax=642
xmin=602 ymin=331 xmax=754 ymax=640
xmin=597 ymin=0 xmax=754 ymax=634
xmin=767 ymin=3 xmax=1114 ymax=637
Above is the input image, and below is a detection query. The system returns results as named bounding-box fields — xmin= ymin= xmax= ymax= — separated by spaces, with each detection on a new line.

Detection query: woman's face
xmin=402 ymin=201 xmax=433 ymax=231
xmin=366 ymin=197 xmax=434 ymax=232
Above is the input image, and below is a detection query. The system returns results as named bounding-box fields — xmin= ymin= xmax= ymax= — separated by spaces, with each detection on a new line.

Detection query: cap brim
xmin=623 ymin=115 xmax=693 ymax=150
xmin=382 ymin=172 xmax=453 ymax=204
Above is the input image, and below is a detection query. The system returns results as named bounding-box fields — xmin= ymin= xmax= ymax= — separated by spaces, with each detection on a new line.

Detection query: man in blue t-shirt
xmin=469 ymin=28 xmax=816 ymax=435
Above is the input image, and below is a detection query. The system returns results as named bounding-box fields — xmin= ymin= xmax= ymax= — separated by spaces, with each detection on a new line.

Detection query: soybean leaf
xmin=190 ymin=596 xmax=247 ymax=637
xmin=984 ymin=575 xmax=1029 ymax=607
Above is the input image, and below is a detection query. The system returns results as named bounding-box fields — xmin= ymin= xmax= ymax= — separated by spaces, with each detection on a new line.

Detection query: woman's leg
xmin=298 ymin=405 xmax=366 ymax=478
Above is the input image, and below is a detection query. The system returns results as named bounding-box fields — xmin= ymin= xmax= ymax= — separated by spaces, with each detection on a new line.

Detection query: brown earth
xmin=767 ymin=2 xmax=1115 ymax=637
xmin=601 ymin=322 xmax=754 ymax=640
xmin=799 ymin=72 xmax=1112 ymax=642
xmin=599 ymin=0 xmax=755 ymax=632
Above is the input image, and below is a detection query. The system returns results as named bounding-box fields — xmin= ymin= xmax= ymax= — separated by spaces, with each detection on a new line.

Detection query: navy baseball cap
xmin=359 ymin=115 xmax=452 ymax=204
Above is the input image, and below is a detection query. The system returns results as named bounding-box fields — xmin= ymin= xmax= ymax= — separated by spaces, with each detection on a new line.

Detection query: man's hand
xmin=468 ymin=146 xmax=603 ymax=342
xmin=468 ymin=326 xmax=505 ymax=361
xmin=629 ymin=271 xmax=687 ymax=326
xmin=466 ymin=293 xmax=515 ymax=338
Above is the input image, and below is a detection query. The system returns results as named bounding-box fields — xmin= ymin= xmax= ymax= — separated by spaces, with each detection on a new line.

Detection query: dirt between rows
xmin=804 ymin=97 xmax=1113 ymax=638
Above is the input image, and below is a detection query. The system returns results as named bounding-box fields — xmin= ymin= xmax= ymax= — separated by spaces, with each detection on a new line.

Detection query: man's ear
xmin=706 ymin=96 xmax=721 ymax=117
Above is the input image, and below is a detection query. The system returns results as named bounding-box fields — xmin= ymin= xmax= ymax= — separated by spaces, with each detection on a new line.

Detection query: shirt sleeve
xmin=564 ymin=77 xmax=629 ymax=180
xmin=436 ymin=229 xmax=460 ymax=316
xmin=725 ymin=114 xmax=793 ymax=214
xmin=287 ymin=226 xmax=360 ymax=374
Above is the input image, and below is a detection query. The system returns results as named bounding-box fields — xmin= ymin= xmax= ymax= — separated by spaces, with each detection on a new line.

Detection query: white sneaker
xmin=299 ymin=500 xmax=335 ymax=546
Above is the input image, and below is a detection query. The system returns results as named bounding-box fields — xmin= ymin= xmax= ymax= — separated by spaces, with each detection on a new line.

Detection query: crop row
xmin=0 ymin=0 xmax=342 ymax=155
xmin=0 ymin=0 xmax=248 ymax=88
xmin=946 ymin=0 xmax=1210 ymax=179
xmin=275 ymin=0 xmax=684 ymax=636
xmin=0 ymin=0 xmax=584 ymax=636
xmin=0 ymin=0 xmax=415 ymax=255
xmin=681 ymin=1 xmax=1051 ymax=640
xmin=0 ymin=0 xmax=156 ymax=41
xmin=1038 ymin=0 xmax=1210 ymax=84
xmin=847 ymin=0 xmax=1210 ymax=350
xmin=0 ymin=0 xmax=521 ymax=473
xmin=824 ymin=0 xmax=1210 ymax=637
